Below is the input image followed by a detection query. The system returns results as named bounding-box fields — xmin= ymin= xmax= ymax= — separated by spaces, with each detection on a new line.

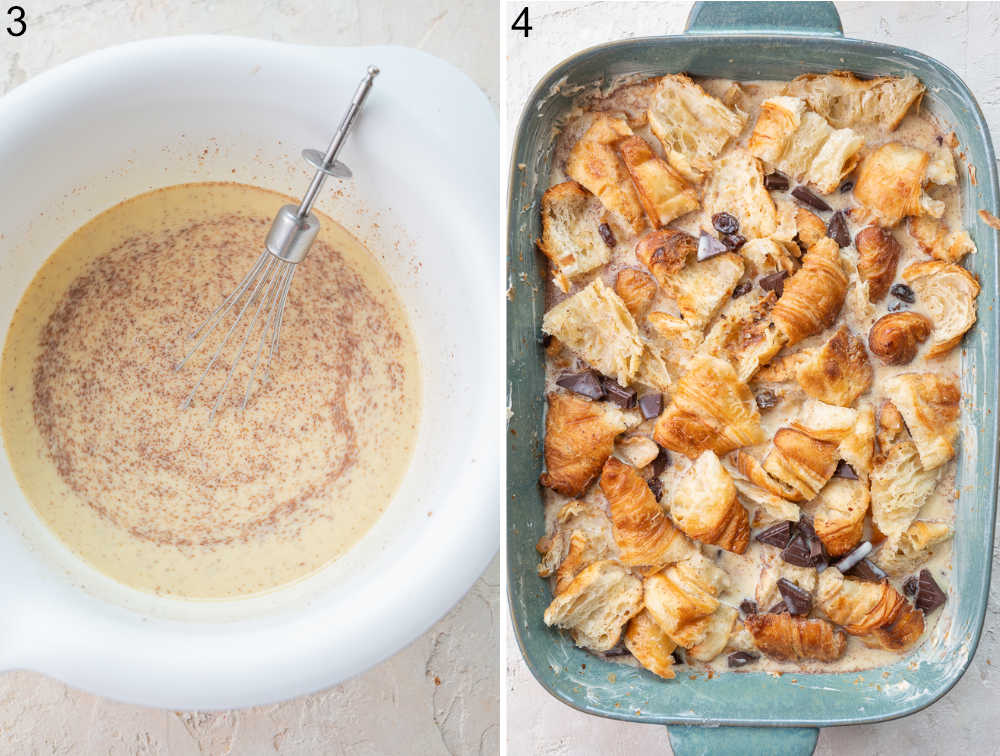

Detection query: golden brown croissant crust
xmin=794 ymin=325 xmax=873 ymax=407
xmin=745 ymin=613 xmax=847 ymax=662
xmin=653 ymin=355 xmax=764 ymax=459
xmin=816 ymin=570 xmax=924 ymax=651
xmin=540 ymin=393 xmax=627 ymax=496
xmin=854 ymin=142 xmax=940 ymax=227
xmin=771 ymin=238 xmax=848 ymax=346
xmin=614 ymin=268 xmax=658 ymax=318
xmin=868 ymin=312 xmax=932 ymax=366
xmin=618 ymin=135 xmax=700 ymax=228
xmin=795 ymin=207 xmax=828 ymax=248
xmin=763 ymin=427 xmax=839 ymax=501
xmin=902 ymin=260 xmax=980 ymax=359
xmin=643 ymin=557 xmax=729 ymax=649
xmin=636 ymin=227 xmax=696 ymax=284
xmin=855 ymin=225 xmax=901 ymax=302
xmin=624 ymin=609 xmax=677 ymax=679
xmin=813 ymin=478 xmax=869 ymax=557
xmin=883 ymin=372 xmax=960 ymax=470
xmin=600 ymin=457 xmax=695 ymax=568
xmin=670 ymin=451 xmax=750 ymax=554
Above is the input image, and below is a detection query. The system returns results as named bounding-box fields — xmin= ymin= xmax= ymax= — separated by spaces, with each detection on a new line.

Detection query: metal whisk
xmin=176 ymin=66 xmax=379 ymax=419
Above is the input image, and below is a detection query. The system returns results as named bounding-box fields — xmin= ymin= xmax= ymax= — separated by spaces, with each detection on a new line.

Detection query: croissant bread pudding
xmin=533 ymin=71 xmax=977 ymax=679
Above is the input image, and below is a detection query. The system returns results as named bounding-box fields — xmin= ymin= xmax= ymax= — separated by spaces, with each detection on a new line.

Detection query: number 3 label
xmin=7 ymin=5 xmax=26 ymax=37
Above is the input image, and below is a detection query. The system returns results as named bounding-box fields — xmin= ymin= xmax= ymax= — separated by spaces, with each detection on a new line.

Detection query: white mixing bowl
xmin=0 ymin=36 xmax=498 ymax=709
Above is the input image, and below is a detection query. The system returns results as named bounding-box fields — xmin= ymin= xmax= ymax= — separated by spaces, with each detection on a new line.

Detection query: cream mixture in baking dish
xmin=534 ymin=72 xmax=976 ymax=679
xmin=0 ymin=182 xmax=420 ymax=599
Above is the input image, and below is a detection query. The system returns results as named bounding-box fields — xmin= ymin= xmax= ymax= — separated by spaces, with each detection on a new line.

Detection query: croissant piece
xmin=537 ymin=181 xmax=611 ymax=290
xmin=670 ymin=451 xmax=750 ymax=554
xmin=565 ymin=114 xmax=645 ymax=232
xmin=791 ymin=399 xmax=857 ymax=442
xmin=653 ymin=355 xmax=765 ymax=459
xmin=784 ymin=71 xmax=924 ymax=131
xmin=614 ymin=268 xmax=657 ymax=318
xmin=540 ymin=393 xmax=628 ymax=496
xmin=542 ymin=278 xmax=644 ymax=386
xmin=902 ymin=260 xmax=979 ymax=358
xmin=817 ymin=569 xmax=923 ymax=651
xmin=794 ymin=325 xmax=873 ymax=407
xmin=763 ymin=427 xmax=839 ymax=501
xmin=884 ymin=373 xmax=960 ymax=470
xmin=600 ymin=457 xmax=697 ymax=569
xmin=624 ymin=609 xmax=677 ymax=679
xmin=536 ymin=499 xmax=616 ymax=593
xmin=875 ymin=520 xmax=952 ymax=576
xmin=796 ymin=207 xmax=828 ymax=248
xmin=869 ymin=441 xmax=938 ymax=539
xmin=855 ymin=225 xmax=901 ymax=302
xmin=745 ymin=613 xmax=847 ymax=662
xmin=876 ymin=400 xmax=907 ymax=454
xmin=702 ymin=148 xmax=777 ymax=239
xmin=687 ymin=604 xmax=740 ymax=662
xmin=636 ymin=227 xmax=696 ymax=283
xmin=635 ymin=339 xmax=674 ymax=392
xmin=813 ymin=478 xmax=869 ymax=556
xmin=739 ymin=238 xmax=798 ymax=278
xmin=771 ymin=238 xmax=849 ymax=346
xmin=544 ymin=559 xmax=644 ymax=652
xmin=731 ymin=450 xmax=803 ymax=502
xmin=645 ymin=74 xmax=746 ymax=183
xmin=907 ymin=215 xmax=977 ymax=264
xmin=838 ymin=403 xmax=876 ymax=477
xmin=732 ymin=479 xmax=802 ymax=525
xmin=615 ymin=435 xmax=660 ymax=469
xmin=755 ymin=562 xmax=818 ymax=609
xmin=748 ymin=96 xmax=864 ymax=193
xmin=868 ymin=312 xmax=932 ymax=366
xmin=618 ymin=135 xmax=700 ymax=227
xmin=854 ymin=142 xmax=943 ymax=227
xmin=698 ymin=290 xmax=786 ymax=382
xmin=643 ymin=555 xmax=730 ymax=648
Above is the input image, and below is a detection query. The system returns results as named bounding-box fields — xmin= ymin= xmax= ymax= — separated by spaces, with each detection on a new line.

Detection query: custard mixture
xmin=0 ymin=182 xmax=421 ymax=599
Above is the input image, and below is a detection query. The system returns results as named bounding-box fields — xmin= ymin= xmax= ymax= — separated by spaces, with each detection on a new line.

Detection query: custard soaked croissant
xmin=817 ymin=569 xmax=925 ymax=651
xmin=745 ymin=612 xmax=847 ymax=662
xmin=771 ymin=237 xmax=849 ymax=346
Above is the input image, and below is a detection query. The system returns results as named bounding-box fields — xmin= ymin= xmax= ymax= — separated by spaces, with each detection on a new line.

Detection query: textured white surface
xmin=0 ymin=1 xmax=498 ymax=754
xmin=504 ymin=2 xmax=1000 ymax=754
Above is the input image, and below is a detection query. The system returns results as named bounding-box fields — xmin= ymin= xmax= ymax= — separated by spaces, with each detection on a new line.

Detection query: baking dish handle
xmin=667 ymin=724 xmax=819 ymax=755
xmin=685 ymin=1 xmax=843 ymax=37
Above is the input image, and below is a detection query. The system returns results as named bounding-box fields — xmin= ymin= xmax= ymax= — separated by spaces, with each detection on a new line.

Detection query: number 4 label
xmin=511 ymin=6 xmax=532 ymax=37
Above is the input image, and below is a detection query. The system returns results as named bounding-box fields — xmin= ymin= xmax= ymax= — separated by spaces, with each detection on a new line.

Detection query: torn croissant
xmin=697 ymin=290 xmax=785 ymax=383
xmin=854 ymin=142 xmax=944 ymax=227
xmin=653 ymin=354 xmax=764 ymax=459
xmin=540 ymin=393 xmax=628 ymax=496
xmin=625 ymin=609 xmax=677 ymax=679
xmin=884 ymin=372 xmax=960 ymax=470
xmin=784 ymin=71 xmax=924 ymax=131
xmin=762 ymin=427 xmax=839 ymax=501
xmin=536 ymin=499 xmax=616 ymax=595
xmin=745 ymin=613 xmax=847 ymax=662
xmin=870 ymin=440 xmax=938 ymax=539
xmin=600 ymin=457 xmax=697 ymax=569
xmin=565 ymin=114 xmax=645 ymax=232
xmin=901 ymin=260 xmax=979 ymax=358
xmin=907 ymin=215 xmax=977 ymax=264
xmin=794 ymin=325 xmax=873 ymax=407
xmin=670 ymin=451 xmax=750 ymax=554
xmin=813 ymin=477 xmax=869 ymax=557
xmin=816 ymin=569 xmax=924 ymax=651
xmin=875 ymin=520 xmax=952 ymax=576
xmin=702 ymin=148 xmax=777 ymax=239
xmin=543 ymin=559 xmax=644 ymax=652
xmin=643 ymin=555 xmax=731 ymax=650
xmin=618 ymin=135 xmax=700 ymax=227
xmin=537 ymin=181 xmax=611 ymax=289
xmin=854 ymin=225 xmax=901 ymax=302
xmin=771 ymin=238 xmax=848 ymax=347
xmin=614 ymin=268 xmax=658 ymax=318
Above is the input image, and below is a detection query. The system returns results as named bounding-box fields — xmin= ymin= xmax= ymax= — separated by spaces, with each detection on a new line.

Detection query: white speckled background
xmin=0 ymin=1 xmax=499 ymax=754
xmin=504 ymin=2 xmax=1000 ymax=754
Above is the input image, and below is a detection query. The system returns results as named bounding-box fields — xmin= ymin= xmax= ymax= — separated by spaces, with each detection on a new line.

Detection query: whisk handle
xmin=295 ymin=65 xmax=380 ymax=219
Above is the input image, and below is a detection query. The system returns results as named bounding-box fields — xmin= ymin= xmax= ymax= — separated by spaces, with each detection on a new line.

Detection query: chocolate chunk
xmin=555 ymin=370 xmax=604 ymax=400
xmin=721 ymin=232 xmax=747 ymax=251
xmin=697 ymin=231 xmax=729 ymax=261
xmin=727 ymin=651 xmax=759 ymax=668
xmin=759 ymin=271 xmax=789 ymax=298
xmin=604 ymin=641 xmax=630 ymax=657
xmin=755 ymin=389 xmax=779 ymax=410
xmin=935 ymin=134 xmax=944 ymax=146
xmin=827 ymin=211 xmax=851 ymax=248
xmin=652 ymin=446 xmax=671 ymax=476
xmin=712 ymin=212 xmax=740 ymax=235
xmin=638 ymin=392 xmax=663 ymax=420
xmin=732 ymin=280 xmax=753 ymax=299
xmin=647 ymin=476 xmax=664 ymax=502
xmin=781 ymin=534 xmax=815 ymax=567
xmin=538 ymin=332 xmax=552 ymax=349
xmin=890 ymin=283 xmax=915 ymax=303
xmin=768 ymin=600 xmax=790 ymax=614
xmin=671 ymin=648 xmax=686 ymax=664
xmin=764 ymin=172 xmax=790 ymax=191
xmin=903 ymin=575 xmax=919 ymax=596
xmin=602 ymin=378 xmax=637 ymax=409
xmin=777 ymin=578 xmax=813 ymax=615
xmin=839 ymin=179 xmax=854 ymax=194
xmin=888 ymin=300 xmax=909 ymax=313
xmin=598 ymin=222 xmax=616 ymax=248
xmin=755 ymin=520 xmax=795 ymax=548
xmin=834 ymin=541 xmax=873 ymax=573
xmin=913 ymin=569 xmax=947 ymax=613
xmin=740 ymin=599 xmax=759 ymax=616
xmin=848 ymin=558 xmax=887 ymax=583
xmin=797 ymin=516 xmax=818 ymax=543
xmin=834 ymin=460 xmax=858 ymax=479
xmin=791 ymin=186 xmax=832 ymax=212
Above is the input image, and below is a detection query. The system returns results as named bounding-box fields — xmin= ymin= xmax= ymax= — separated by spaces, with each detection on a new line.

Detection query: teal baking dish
xmin=506 ymin=2 xmax=1000 ymax=752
